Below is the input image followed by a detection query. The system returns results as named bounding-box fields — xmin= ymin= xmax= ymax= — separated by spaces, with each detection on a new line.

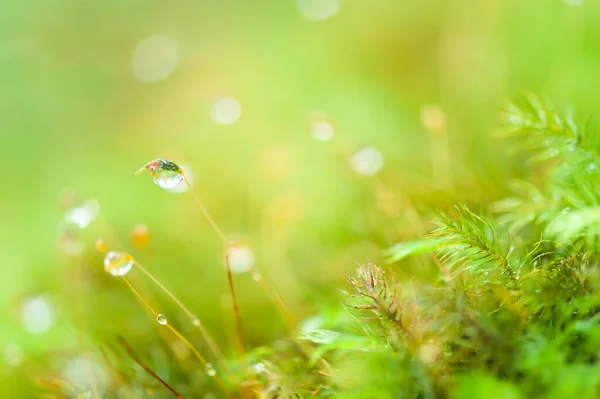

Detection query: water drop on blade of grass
xmin=156 ymin=314 xmax=167 ymax=325
xmin=153 ymin=168 xmax=184 ymax=189
xmin=135 ymin=159 xmax=185 ymax=189
xmin=191 ymin=318 xmax=200 ymax=326
xmin=103 ymin=251 xmax=135 ymax=276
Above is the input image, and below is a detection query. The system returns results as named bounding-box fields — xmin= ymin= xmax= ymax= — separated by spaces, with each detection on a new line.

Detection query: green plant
xmin=37 ymin=95 xmax=600 ymax=398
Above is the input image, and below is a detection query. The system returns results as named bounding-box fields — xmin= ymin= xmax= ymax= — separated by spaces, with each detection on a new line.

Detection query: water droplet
xmin=132 ymin=224 xmax=149 ymax=248
xmin=349 ymin=147 xmax=384 ymax=176
xmin=153 ymin=168 xmax=185 ymax=189
xmin=206 ymin=363 xmax=217 ymax=376
xmin=192 ymin=318 xmax=201 ymax=326
xmin=227 ymin=245 xmax=255 ymax=274
xmin=156 ymin=314 xmax=168 ymax=325
xmin=135 ymin=159 xmax=185 ymax=189
xmin=95 ymin=238 xmax=107 ymax=253
xmin=252 ymin=271 xmax=262 ymax=282
xmin=297 ymin=0 xmax=341 ymax=21
xmin=21 ymin=296 xmax=54 ymax=334
xmin=211 ymin=97 xmax=242 ymax=125
xmin=103 ymin=251 xmax=135 ymax=276
xmin=165 ymin=163 xmax=192 ymax=194
xmin=131 ymin=35 xmax=179 ymax=83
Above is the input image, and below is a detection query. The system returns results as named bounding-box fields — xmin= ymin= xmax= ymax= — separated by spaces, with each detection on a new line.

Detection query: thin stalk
xmin=225 ymin=252 xmax=245 ymax=355
xmin=185 ymin=178 xmax=228 ymax=244
xmin=118 ymin=336 xmax=183 ymax=399
xmin=120 ymin=276 xmax=232 ymax=397
xmin=134 ymin=261 xmax=225 ymax=364
xmin=183 ymin=177 xmax=245 ymax=355
xmin=252 ymin=271 xmax=296 ymax=327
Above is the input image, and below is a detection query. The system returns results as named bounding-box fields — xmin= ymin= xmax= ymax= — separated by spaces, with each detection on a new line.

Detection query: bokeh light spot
xmin=132 ymin=35 xmax=179 ymax=83
xmin=211 ymin=97 xmax=242 ymax=125
xmin=311 ymin=120 xmax=335 ymax=141
xmin=21 ymin=296 xmax=54 ymax=335
xmin=227 ymin=245 xmax=255 ymax=274
xmin=349 ymin=147 xmax=384 ymax=176
xmin=297 ymin=0 xmax=341 ymax=21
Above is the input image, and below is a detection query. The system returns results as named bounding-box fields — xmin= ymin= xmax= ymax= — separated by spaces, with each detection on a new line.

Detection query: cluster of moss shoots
xmin=41 ymin=96 xmax=600 ymax=398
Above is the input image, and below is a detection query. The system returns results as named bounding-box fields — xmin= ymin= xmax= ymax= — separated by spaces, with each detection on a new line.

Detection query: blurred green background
xmin=2 ymin=0 xmax=600 ymax=397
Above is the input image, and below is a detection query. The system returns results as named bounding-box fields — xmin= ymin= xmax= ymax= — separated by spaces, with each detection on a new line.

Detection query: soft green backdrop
xmin=2 ymin=0 xmax=599 ymax=397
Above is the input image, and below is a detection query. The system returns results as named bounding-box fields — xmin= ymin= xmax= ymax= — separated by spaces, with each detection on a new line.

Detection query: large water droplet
xmin=135 ymin=159 xmax=185 ymax=189
xmin=152 ymin=168 xmax=184 ymax=189
xmin=103 ymin=251 xmax=135 ymax=276
xmin=227 ymin=245 xmax=255 ymax=274
xmin=156 ymin=314 xmax=168 ymax=325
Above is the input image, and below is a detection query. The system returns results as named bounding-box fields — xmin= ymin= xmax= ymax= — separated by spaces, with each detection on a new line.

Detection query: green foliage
xmin=34 ymin=96 xmax=600 ymax=398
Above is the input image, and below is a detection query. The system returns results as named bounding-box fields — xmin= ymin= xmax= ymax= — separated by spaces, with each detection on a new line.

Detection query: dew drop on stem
xmin=156 ymin=314 xmax=167 ymax=325
xmin=135 ymin=158 xmax=185 ymax=189
xmin=103 ymin=251 xmax=135 ymax=276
